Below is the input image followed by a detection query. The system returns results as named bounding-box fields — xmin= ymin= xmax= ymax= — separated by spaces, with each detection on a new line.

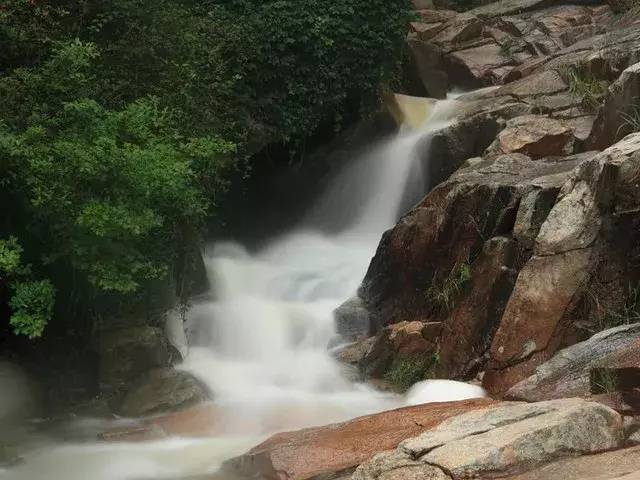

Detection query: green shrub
xmin=9 ymin=280 xmax=55 ymax=339
xmin=385 ymin=353 xmax=440 ymax=392
xmin=561 ymin=67 xmax=609 ymax=112
xmin=0 ymin=0 xmax=412 ymax=337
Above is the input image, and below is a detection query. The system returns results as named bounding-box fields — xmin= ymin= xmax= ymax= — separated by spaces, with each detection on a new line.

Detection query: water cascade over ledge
xmin=1 ymin=96 xmax=479 ymax=480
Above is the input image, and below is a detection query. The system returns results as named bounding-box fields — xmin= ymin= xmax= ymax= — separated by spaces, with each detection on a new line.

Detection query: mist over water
xmin=180 ymin=97 xmax=465 ymax=440
xmin=0 ymin=97 xmax=486 ymax=480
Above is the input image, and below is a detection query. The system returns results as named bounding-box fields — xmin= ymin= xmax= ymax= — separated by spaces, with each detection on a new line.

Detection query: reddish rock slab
xmin=224 ymin=398 xmax=498 ymax=480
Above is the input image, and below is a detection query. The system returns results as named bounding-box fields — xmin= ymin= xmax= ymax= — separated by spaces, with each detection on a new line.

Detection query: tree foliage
xmin=0 ymin=0 xmax=410 ymax=337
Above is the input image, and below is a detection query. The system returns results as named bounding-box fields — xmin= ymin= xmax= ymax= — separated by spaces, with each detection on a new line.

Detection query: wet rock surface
xmin=224 ymin=399 xmax=497 ymax=480
xmin=117 ymin=367 xmax=210 ymax=418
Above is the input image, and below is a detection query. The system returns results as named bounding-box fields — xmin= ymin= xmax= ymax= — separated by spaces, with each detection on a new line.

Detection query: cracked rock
xmin=354 ymin=398 xmax=623 ymax=480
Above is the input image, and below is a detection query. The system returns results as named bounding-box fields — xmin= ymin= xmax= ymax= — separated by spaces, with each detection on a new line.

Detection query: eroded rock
xmin=506 ymin=323 xmax=640 ymax=402
xmin=356 ymin=399 xmax=624 ymax=480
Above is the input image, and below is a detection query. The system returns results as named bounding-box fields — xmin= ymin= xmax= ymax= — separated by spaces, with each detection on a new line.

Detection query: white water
xmin=0 ymin=98 xmax=486 ymax=480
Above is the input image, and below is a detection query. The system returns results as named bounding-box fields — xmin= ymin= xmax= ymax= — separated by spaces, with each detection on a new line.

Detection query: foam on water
xmin=1 ymin=96 xmax=487 ymax=480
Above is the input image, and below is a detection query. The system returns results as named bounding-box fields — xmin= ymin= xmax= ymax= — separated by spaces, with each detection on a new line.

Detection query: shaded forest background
xmin=0 ymin=0 xmax=411 ymax=357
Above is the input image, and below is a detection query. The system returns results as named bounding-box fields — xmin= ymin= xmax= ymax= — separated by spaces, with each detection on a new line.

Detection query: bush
xmin=385 ymin=353 xmax=440 ymax=392
xmin=0 ymin=0 xmax=411 ymax=337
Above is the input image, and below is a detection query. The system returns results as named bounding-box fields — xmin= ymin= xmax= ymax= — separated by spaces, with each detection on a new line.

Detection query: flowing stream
xmin=0 ymin=97 xmax=483 ymax=480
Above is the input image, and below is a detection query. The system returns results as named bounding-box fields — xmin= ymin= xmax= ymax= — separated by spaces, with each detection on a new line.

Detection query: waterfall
xmin=1 ymin=97 xmax=479 ymax=480
xmin=179 ymin=97 xmax=464 ymax=434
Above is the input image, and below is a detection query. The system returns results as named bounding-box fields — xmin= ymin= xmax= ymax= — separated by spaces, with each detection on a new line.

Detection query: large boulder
xmin=506 ymin=323 xmax=640 ymax=402
xmin=354 ymin=399 xmax=624 ymax=480
xmin=488 ymin=114 xmax=576 ymax=158
xmin=98 ymin=325 xmax=176 ymax=391
xmin=334 ymin=296 xmax=372 ymax=341
xmin=484 ymin=134 xmax=640 ymax=395
xmin=359 ymin=151 xmax=591 ymax=374
xmin=436 ymin=236 xmax=518 ymax=379
xmin=224 ymin=398 xmax=497 ymax=480
xmin=117 ymin=368 xmax=210 ymax=418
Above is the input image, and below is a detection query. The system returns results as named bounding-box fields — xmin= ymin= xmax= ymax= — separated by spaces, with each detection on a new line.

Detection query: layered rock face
xmin=408 ymin=2 xmax=616 ymax=96
xmin=350 ymin=0 xmax=640 ymax=396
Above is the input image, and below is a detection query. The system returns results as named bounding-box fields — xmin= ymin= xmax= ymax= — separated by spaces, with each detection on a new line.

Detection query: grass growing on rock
xmin=426 ymin=262 xmax=473 ymax=313
xmin=599 ymin=283 xmax=640 ymax=330
xmin=385 ymin=353 xmax=440 ymax=392
xmin=619 ymin=101 xmax=640 ymax=135
xmin=561 ymin=67 xmax=609 ymax=112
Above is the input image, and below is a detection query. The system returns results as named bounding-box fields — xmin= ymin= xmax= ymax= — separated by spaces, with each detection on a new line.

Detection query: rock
xmin=333 ymin=337 xmax=376 ymax=366
xmin=506 ymin=323 xmax=640 ymax=402
xmin=361 ymin=321 xmax=439 ymax=379
xmin=224 ymin=398 xmax=498 ymax=480
xmin=483 ymin=248 xmax=594 ymax=395
xmin=98 ymin=325 xmax=175 ymax=391
xmin=499 ymin=69 xmax=569 ymax=99
xmin=501 ymin=444 xmax=640 ymax=480
xmin=587 ymin=62 xmax=640 ymax=150
xmin=117 ymin=367 xmax=210 ymax=417
xmin=356 ymin=399 xmax=624 ymax=480
xmin=436 ymin=237 xmax=519 ymax=379
xmin=490 ymin=114 xmax=575 ymax=158
xmin=406 ymin=5 xmax=613 ymax=95
xmin=513 ymin=188 xmax=560 ymax=248
xmin=484 ymin=134 xmax=640 ymax=395
xmin=334 ymin=296 xmax=372 ymax=340
xmin=408 ymin=37 xmax=449 ymax=98
xmin=360 ymin=150 xmax=589 ymax=342
xmin=448 ymin=42 xmax=513 ymax=87
xmin=625 ymin=417 xmax=640 ymax=445
xmin=100 ymin=402 xmax=221 ymax=441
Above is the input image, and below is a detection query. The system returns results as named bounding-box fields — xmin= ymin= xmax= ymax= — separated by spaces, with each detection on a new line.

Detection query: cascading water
xmin=0 ymin=96 xmax=484 ymax=480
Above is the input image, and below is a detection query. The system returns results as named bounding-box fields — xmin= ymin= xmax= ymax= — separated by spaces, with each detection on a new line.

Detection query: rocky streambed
xmin=5 ymin=0 xmax=640 ymax=478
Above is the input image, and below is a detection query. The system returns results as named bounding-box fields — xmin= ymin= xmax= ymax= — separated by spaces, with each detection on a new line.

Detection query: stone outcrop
xmin=506 ymin=323 xmax=640 ymax=402
xmin=354 ymin=399 xmax=624 ymax=480
xmin=488 ymin=114 xmax=575 ymax=157
xmin=117 ymin=367 xmax=210 ymax=417
xmin=408 ymin=3 xmax=616 ymax=96
xmin=359 ymin=150 xmax=592 ymax=380
xmin=224 ymin=398 xmax=497 ymax=480
xmin=98 ymin=325 xmax=177 ymax=391
xmin=484 ymin=133 xmax=640 ymax=394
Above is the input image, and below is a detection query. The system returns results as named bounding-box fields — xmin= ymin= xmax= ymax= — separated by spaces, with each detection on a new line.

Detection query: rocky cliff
xmin=340 ymin=0 xmax=640 ymax=398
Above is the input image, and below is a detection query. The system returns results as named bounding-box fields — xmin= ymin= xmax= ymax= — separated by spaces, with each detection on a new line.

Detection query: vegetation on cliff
xmin=0 ymin=0 xmax=411 ymax=339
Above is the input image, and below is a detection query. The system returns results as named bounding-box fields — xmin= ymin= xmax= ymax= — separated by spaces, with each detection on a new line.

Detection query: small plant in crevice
xmin=560 ymin=67 xmax=609 ymax=112
xmin=618 ymin=101 xmax=640 ymax=138
xmin=385 ymin=352 xmax=441 ymax=392
xmin=598 ymin=283 xmax=640 ymax=331
xmin=426 ymin=262 xmax=473 ymax=313
xmin=590 ymin=367 xmax=619 ymax=394
xmin=499 ymin=38 xmax=519 ymax=62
